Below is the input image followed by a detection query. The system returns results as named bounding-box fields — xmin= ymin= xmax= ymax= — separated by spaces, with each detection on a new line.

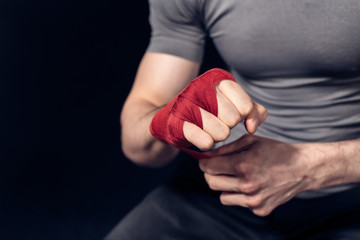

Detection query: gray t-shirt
xmin=147 ymin=0 xmax=360 ymax=197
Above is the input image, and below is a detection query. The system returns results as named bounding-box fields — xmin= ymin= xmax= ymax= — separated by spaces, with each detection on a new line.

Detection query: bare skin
xmin=183 ymin=80 xmax=267 ymax=151
xmin=121 ymin=51 xmax=360 ymax=216
xmin=121 ymin=51 xmax=266 ymax=166
xmin=199 ymin=135 xmax=360 ymax=216
xmin=121 ymin=52 xmax=200 ymax=167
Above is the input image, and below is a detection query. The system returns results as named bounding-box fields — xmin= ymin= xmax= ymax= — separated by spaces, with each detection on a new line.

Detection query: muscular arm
xmin=120 ymin=52 xmax=200 ymax=167
xmin=297 ymin=138 xmax=360 ymax=190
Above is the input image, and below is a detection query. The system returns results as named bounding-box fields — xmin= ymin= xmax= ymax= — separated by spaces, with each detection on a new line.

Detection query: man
xmin=106 ymin=0 xmax=360 ymax=239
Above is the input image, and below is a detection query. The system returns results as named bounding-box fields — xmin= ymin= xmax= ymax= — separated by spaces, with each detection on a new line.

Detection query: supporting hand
xmin=199 ymin=135 xmax=314 ymax=216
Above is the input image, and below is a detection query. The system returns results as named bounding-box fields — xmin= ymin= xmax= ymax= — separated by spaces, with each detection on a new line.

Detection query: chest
xmin=204 ymin=0 xmax=360 ymax=78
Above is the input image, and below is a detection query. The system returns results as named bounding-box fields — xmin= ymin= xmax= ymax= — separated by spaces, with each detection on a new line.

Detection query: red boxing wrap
xmin=149 ymin=68 xmax=236 ymax=159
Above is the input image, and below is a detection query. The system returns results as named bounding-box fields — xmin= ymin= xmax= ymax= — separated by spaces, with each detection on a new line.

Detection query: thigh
xmin=104 ymin=183 xmax=270 ymax=240
xmin=270 ymin=185 xmax=360 ymax=240
xmin=105 ymin=155 xmax=360 ymax=240
xmin=314 ymin=214 xmax=360 ymax=240
xmin=286 ymin=212 xmax=360 ymax=240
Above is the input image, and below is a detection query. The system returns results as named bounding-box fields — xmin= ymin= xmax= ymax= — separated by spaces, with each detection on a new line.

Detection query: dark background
xmin=0 ymin=0 xmax=223 ymax=239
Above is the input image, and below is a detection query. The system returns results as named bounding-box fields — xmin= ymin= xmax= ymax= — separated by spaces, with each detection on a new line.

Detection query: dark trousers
xmin=105 ymin=155 xmax=360 ymax=240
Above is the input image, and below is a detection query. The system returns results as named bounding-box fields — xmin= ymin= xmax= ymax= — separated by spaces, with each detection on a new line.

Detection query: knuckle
xmin=234 ymin=162 xmax=252 ymax=176
xmin=226 ymin=112 xmax=242 ymax=128
xmin=253 ymin=208 xmax=271 ymax=217
xmin=258 ymin=104 xmax=268 ymax=119
xmin=234 ymin=183 xmax=243 ymax=192
xmin=201 ymin=163 xmax=216 ymax=175
xmin=246 ymin=196 xmax=263 ymax=208
xmin=234 ymin=164 xmax=245 ymax=175
xmin=216 ymin=80 xmax=232 ymax=92
xmin=239 ymin=183 xmax=259 ymax=194
xmin=216 ymin=125 xmax=231 ymax=141
xmin=199 ymin=162 xmax=212 ymax=174
xmin=239 ymin=99 xmax=253 ymax=116
xmin=259 ymin=104 xmax=267 ymax=114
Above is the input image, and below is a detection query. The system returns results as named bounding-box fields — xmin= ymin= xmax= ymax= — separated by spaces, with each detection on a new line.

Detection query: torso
xmin=204 ymin=0 xmax=360 ymax=78
xmin=200 ymin=0 xmax=360 ymax=144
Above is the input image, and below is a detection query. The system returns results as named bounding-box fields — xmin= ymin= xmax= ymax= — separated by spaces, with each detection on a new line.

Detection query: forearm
xmin=120 ymin=52 xmax=200 ymax=167
xmin=121 ymin=98 xmax=179 ymax=167
xmin=296 ymin=138 xmax=360 ymax=191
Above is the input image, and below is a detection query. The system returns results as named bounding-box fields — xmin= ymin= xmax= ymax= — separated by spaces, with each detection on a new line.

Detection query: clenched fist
xmin=150 ymin=68 xmax=267 ymax=158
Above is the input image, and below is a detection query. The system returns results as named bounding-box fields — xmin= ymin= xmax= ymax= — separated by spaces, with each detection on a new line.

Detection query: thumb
xmin=244 ymin=102 xmax=268 ymax=134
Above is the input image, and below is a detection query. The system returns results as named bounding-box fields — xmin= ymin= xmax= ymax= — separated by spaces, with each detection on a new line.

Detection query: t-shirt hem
xmin=146 ymin=36 xmax=204 ymax=63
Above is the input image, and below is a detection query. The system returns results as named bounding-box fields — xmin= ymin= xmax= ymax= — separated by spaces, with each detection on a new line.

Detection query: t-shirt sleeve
xmin=146 ymin=0 xmax=206 ymax=63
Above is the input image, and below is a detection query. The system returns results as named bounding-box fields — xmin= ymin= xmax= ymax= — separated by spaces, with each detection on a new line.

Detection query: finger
xmin=244 ymin=102 xmax=268 ymax=134
xmin=216 ymin=80 xmax=268 ymax=133
xmin=220 ymin=192 xmax=271 ymax=216
xmin=220 ymin=192 xmax=263 ymax=210
xmin=216 ymin=89 xmax=242 ymax=128
xmin=183 ymin=121 xmax=214 ymax=151
xmin=216 ymin=80 xmax=253 ymax=120
xmin=210 ymin=134 xmax=257 ymax=156
xmin=204 ymin=173 xmax=239 ymax=192
xmin=198 ymin=157 xmax=236 ymax=175
xmin=200 ymin=107 xmax=231 ymax=142
xmin=204 ymin=173 xmax=260 ymax=193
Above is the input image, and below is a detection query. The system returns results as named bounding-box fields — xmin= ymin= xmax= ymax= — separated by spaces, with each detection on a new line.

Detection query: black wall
xmin=0 ymin=1 xmax=224 ymax=239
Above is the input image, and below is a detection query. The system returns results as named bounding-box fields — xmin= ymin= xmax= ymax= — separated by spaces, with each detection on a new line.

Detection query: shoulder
xmin=146 ymin=0 xmax=208 ymax=62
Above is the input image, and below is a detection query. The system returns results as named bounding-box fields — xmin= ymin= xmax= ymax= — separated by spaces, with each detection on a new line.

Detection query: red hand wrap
xmin=149 ymin=68 xmax=236 ymax=158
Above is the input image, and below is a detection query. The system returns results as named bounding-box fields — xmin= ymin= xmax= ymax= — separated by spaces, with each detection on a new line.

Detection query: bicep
xmin=127 ymin=52 xmax=201 ymax=107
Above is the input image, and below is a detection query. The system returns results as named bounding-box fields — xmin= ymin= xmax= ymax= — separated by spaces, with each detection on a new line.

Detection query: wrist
xmin=294 ymin=140 xmax=360 ymax=192
xmin=121 ymin=101 xmax=179 ymax=167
